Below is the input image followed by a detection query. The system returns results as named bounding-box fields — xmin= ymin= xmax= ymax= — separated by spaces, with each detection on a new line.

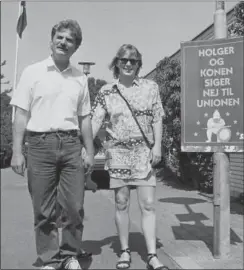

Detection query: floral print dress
xmin=91 ymin=78 xmax=165 ymax=188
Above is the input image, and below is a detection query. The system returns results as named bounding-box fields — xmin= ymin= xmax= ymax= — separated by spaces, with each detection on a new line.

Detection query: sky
xmin=1 ymin=0 xmax=238 ymax=92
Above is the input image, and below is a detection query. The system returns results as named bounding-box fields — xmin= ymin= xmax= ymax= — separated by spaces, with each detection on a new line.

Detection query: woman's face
xmin=117 ymin=50 xmax=139 ymax=78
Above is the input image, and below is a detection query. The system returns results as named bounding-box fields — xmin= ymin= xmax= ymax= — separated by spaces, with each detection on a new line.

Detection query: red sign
xmin=181 ymin=37 xmax=243 ymax=152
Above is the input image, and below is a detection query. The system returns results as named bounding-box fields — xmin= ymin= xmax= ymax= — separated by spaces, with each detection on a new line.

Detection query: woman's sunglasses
xmin=119 ymin=58 xmax=139 ymax=66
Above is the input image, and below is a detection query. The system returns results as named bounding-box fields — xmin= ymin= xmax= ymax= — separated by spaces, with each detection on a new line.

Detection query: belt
xmin=27 ymin=129 xmax=78 ymax=137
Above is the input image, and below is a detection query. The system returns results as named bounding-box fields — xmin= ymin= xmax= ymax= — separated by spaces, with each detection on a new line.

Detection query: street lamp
xmin=78 ymin=61 xmax=95 ymax=76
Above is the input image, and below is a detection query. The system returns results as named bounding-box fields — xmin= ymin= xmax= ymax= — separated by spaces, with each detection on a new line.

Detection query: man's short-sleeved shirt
xmin=10 ymin=56 xmax=91 ymax=132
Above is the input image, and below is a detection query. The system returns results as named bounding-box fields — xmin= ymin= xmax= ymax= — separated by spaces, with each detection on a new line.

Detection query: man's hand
xmin=11 ymin=153 xmax=26 ymax=176
xmin=150 ymin=144 xmax=162 ymax=168
xmin=83 ymin=153 xmax=95 ymax=175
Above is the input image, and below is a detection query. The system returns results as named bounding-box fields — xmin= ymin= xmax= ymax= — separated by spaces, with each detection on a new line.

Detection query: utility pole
xmin=213 ymin=0 xmax=230 ymax=259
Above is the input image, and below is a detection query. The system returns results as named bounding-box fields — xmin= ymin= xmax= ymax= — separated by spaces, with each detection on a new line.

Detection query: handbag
xmin=113 ymin=85 xmax=165 ymax=169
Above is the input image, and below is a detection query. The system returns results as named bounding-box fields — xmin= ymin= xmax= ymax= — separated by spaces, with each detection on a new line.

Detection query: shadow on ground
xmin=230 ymin=200 xmax=244 ymax=216
xmin=157 ymin=166 xmax=195 ymax=192
xmin=33 ymin=257 xmax=92 ymax=269
xmin=158 ymin=197 xmax=243 ymax=255
xmin=199 ymin=192 xmax=244 ymax=216
xmin=81 ymin=232 xmax=163 ymax=264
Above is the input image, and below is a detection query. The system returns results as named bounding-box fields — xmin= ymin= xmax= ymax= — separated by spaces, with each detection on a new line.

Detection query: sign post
xmin=181 ymin=0 xmax=243 ymax=259
xmin=213 ymin=0 xmax=229 ymax=259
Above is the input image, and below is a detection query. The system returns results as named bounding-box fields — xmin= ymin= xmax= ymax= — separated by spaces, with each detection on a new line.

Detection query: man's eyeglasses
xmin=119 ymin=58 xmax=139 ymax=66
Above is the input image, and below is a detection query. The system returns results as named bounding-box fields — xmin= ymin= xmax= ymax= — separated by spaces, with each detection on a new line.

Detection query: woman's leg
xmin=114 ymin=186 xmax=131 ymax=267
xmin=137 ymin=186 xmax=164 ymax=268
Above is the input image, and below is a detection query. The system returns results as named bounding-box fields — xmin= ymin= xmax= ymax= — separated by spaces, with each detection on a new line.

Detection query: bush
xmin=153 ymin=57 xmax=214 ymax=192
xmin=0 ymin=144 xmax=12 ymax=168
xmin=239 ymin=193 xmax=244 ymax=205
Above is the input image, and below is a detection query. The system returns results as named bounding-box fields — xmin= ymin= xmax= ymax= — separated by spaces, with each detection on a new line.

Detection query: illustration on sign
xmin=205 ymin=109 xmax=230 ymax=142
xmin=181 ymin=37 xmax=243 ymax=152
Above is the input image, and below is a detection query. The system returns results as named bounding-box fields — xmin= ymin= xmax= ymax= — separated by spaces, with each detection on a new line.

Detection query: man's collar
xmin=46 ymin=56 xmax=72 ymax=72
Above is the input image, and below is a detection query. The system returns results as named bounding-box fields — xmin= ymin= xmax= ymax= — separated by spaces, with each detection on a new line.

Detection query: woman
xmin=91 ymin=44 xmax=168 ymax=270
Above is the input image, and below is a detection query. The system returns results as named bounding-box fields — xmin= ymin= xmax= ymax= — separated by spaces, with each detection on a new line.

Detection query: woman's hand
xmin=150 ymin=144 xmax=162 ymax=168
xmin=81 ymin=147 xmax=94 ymax=175
xmin=83 ymin=153 xmax=95 ymax=175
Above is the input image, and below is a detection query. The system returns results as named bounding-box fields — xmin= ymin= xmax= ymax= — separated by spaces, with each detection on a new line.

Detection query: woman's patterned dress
xmin=91 ymin=78 xmax=165 ymax=188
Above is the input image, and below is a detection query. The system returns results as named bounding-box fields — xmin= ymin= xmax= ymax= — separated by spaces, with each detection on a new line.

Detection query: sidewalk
xmin=1 ymin=167 xmax=243 ymax=269
xmin=102 ymin=178 xmax=243 ymax=269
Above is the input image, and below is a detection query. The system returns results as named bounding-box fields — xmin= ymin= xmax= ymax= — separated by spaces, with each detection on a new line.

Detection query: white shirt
xmin=10 ymin=56 xmax=91 ymax=132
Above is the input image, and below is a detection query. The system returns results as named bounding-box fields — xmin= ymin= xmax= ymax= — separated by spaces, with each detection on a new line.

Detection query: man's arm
xmin=11 ymin=107 xmax=29 ymax=175
xmin=79 ymin=114 xmax=94 ymax=156
xmin=79 ymin=114 xmax=95 ymax=175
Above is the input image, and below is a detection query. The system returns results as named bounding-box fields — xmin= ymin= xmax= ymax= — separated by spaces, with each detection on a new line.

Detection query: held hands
xmin=150 ymin=144 xmax=162 ymax=168
xmin=81 ymin=148 xmax=97 ymax=192
xmin=81 ymin=148 xmax=95 ymax=175
xmin=11 ymin=153 xmax=26 ymax=176
xmin=83 ymin=153 xmax=95 ymax=175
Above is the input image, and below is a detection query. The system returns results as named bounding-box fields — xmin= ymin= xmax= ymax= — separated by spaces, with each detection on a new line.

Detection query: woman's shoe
xmin=147 ymin=253 xmax=169 ymax=270
xmin=116 ymin=248 xmax=131 ymax=269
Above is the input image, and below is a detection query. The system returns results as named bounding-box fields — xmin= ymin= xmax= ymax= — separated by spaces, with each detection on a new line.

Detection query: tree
xmin=155 ymin=57 xmax=181 ymax=150
xmin=1 ymin=61 xmax=13 ymax=167
xmin=228 ymin=1 xmax=244 ymax=37
xmin=1 ymin=60 xmax=12 ymax=141
xmin=154 ymin=57 xmax=213 ymax=191
xmin=88 ymin=77 xmax=107 ymax=106
xmin=151 ymin=2 xmax=244 ymax=192
xmin=81 ymin=77 xmax=107 ymax=154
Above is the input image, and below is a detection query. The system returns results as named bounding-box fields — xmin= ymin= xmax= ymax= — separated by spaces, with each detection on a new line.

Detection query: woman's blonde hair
xmin=109 ymin=44 xmax=142 ymax=79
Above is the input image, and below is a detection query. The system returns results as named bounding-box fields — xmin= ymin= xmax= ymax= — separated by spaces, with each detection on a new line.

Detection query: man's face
xmin=117 ymin=50 xmax=139 ymax=78
xmin=50 ymin=28 xmax=77 ymax=60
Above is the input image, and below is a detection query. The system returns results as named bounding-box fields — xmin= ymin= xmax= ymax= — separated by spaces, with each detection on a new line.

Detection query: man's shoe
xmin=64 ymin=257 xmax=82 ymax=269
xmin=77 ymin=250 xmax=92 ymax=260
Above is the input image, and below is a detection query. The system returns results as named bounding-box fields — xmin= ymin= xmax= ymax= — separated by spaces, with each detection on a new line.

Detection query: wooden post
xmin=213 ymin=153 xmax=230 ymax=258
xmin=213 ymin=0 xmax=230 ymax=259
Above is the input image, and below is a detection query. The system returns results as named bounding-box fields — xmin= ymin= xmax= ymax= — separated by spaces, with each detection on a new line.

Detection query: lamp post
xmin=78 ymin=61 xmax=95 ymax=76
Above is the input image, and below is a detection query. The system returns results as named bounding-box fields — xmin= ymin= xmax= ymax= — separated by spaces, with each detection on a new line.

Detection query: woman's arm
xmin=151 ymin=82 xmax=165 ymax=166
xmin=91 ymin=90 xmax=107 ymax=139
xmin=153 ymin=120 xmax=163 ymax=148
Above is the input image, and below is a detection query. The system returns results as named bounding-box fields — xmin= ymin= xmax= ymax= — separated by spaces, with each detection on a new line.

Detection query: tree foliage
xmin=88 ymin=77 xmax=107 ymax=106
xmin=1 ymin=61 xmax=13 ymax=167
xmin=1 ymin=60 xmax=12 ymax=146
xmin=151 ymin=2 xmax=243 ymax=192
xmin=228 ymin=1 xmax=244 ymax=37
xmin=154 ymin=56 xmax=214 ymax=191
xmin=1 ymin=91 xmax=12 ymax=143
xmin=82 ymin=77 xmax=107 ymax=154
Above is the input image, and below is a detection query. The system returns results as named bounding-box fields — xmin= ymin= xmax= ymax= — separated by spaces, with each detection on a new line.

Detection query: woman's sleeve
xmin=152 ymin=82 xmax=165 ymax=123
xmin=91 ymin=90 xmax=107 ymax=136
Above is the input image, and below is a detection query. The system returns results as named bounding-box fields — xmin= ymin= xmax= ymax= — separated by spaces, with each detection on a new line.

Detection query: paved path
xmin=1 ymin=169 xmax=179 ymax=269
xmin=1 ymin=168 xmax=243 ymax=269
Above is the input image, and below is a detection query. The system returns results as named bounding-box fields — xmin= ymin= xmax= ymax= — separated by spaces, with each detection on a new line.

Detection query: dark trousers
xmin=27 ymin=132 xmax=85 ymax=268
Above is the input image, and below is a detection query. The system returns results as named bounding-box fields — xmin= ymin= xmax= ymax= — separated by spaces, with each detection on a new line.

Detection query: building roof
xmin=143 ymin=6 xmax=235 ymax=79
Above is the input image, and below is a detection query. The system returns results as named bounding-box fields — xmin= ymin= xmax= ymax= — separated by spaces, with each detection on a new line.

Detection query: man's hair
xmin=51 ymin=19 xmax=82 ymax=49
xmin=109 ymin=44 xmax=143 ymax=79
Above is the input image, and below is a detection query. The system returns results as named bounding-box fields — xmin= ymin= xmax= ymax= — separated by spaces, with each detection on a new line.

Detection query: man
xmin=10 ymin=19 xmax=94 ymax=270
xmin=206 ymin=109 xmax=226 ymax=142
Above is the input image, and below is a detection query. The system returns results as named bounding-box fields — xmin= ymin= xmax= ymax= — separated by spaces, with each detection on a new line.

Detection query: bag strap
xmin=113 ymin=84 xmax=153 ymax=149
